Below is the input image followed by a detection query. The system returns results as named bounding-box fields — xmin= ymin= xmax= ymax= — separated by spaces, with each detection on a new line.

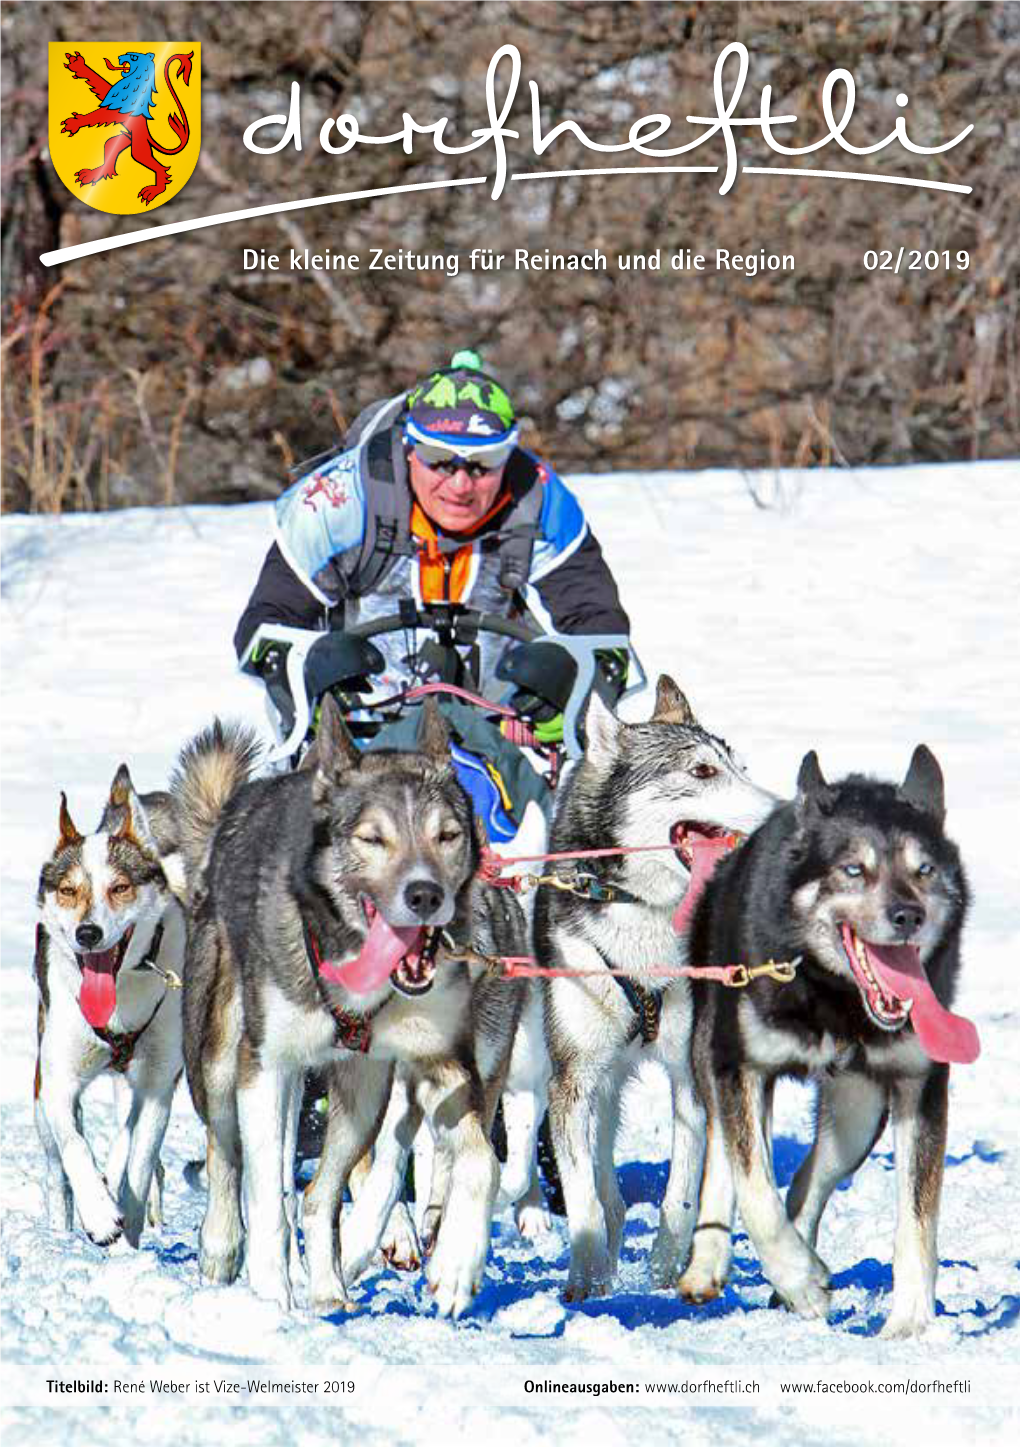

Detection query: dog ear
xmin=58 ymin=792 xmax=82 ymax=849
xmin=651 ymin=674 xmax=696 ymax=725
xmin=417 ymin=697 xmax=452 ymax=764
xmin=311 ymin=693 xmax=361 ymax=784
xmin=583 ymin=689 xmax=621 ymax=765
xmin=105 ymin=764 xmax=160 ymax=853
xmin=899 ymin=744 xmax=945 ymax=823
xmin=795 ymin=751 xmax=835 ymax=817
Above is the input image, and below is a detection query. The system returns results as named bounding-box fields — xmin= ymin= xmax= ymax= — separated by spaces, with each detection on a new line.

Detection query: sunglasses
xmin=412 ymin=441 xmax=513 ymax=478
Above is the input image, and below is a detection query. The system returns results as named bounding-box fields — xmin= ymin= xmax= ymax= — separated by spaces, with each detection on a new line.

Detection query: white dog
xmin=34 ymin=767 xmax=185 ymax=1247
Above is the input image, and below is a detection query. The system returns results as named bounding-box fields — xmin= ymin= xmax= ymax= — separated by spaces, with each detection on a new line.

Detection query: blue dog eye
xmin=843 ymin=863 xmax=863 ymax=877
xmin=918 ymin=862 xmax=935 ymax=877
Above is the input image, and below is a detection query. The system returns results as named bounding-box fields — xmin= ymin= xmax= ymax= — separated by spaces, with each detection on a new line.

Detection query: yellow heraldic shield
xmin=48 ymin=43 xmax=201 ymax=214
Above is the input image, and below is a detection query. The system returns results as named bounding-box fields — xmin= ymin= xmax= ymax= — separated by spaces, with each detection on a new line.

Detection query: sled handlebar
xmin=239 ymin=606 xmax=646 ymax=764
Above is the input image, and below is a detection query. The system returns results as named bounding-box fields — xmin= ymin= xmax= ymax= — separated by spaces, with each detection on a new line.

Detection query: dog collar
xmin=79 ymin=922 xmax=167 ymax=1067
xmin=302 ymin=921 xmax=386 ymax=1054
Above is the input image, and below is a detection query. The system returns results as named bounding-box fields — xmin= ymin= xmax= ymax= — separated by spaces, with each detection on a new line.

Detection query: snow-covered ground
xmin=2 ymin=461 xmax=1017 ymax=1443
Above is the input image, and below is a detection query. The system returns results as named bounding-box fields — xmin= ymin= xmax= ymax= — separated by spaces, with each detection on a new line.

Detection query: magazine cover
xmin=2 ymin=2 xmax=1017 ymax=1442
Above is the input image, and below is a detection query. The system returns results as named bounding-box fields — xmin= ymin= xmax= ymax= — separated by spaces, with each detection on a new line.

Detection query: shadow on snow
xmin=318 ymin=1136 xmax=1005 ymax=1337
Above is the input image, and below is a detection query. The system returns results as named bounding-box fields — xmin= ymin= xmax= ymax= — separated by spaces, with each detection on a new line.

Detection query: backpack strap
xmin=486 ymin=451 xmax=543 ymax=595
xmin=349 ymin=397 xmax=417 ymax=595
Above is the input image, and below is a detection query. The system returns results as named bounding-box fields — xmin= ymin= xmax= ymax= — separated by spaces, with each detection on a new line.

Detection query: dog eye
xmin=842 ymin=863 xmax=864 ymax=878
xmin=111 ymin=881 xmax=132 ymax=897
xmin=690 ymin=763 xmax=718 ymax=780
xmin=917 ymin=862 xmax=936 ymax=878
xmin=355 ymin=833 xmax=386 ymax=849
xmin=438 ymin=827 xmax=463 ymax=845
xmin=58 ymin=885 xmax=77 ymax=901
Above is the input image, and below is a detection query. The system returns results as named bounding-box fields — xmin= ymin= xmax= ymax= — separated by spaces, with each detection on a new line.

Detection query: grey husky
xmin=683 ymin=747 xmax=976 ymax=1337
xmin=534 ymin=676 xmax=777 ymax=1301
xmin=34 ymin=767 xmax=186 ymax=1248
xmin=173 ymin=697 xmax=524 ymax=1318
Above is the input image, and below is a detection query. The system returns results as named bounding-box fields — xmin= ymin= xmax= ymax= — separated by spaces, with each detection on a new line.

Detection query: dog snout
xmin=403 ymin=878 xmax=445 ymax=920
xmin=75 ymin=922 xmax=104 ymax=950
xmin=887 ymin=899 xmax=925 ymax=938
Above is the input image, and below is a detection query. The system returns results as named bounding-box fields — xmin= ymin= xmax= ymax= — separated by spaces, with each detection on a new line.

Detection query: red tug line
xmin=465 ymin=838 xmax=797 ymax=988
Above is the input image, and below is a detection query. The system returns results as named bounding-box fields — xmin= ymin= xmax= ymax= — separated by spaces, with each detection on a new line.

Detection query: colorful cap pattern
xmin=406 ymin=351 xmax=518 ymax=451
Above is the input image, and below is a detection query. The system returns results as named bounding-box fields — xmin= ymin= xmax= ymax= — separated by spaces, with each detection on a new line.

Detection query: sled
xmin=239 ymin=601 xmax=647 ymax=773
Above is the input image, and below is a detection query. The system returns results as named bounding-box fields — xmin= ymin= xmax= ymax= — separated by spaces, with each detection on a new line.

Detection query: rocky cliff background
xmin=2 ymin=0 xmax=1017 ymax=512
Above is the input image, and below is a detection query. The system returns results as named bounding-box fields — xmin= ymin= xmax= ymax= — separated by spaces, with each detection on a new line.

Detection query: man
xmin=235 ymin=351 xmax=630 ymax=783
xmin=238 ymin=352 xmax=626 ymax=1199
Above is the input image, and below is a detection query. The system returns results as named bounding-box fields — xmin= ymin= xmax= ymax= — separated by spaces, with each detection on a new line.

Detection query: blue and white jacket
xmin=235 ymin=397 xmax=628 ymax=696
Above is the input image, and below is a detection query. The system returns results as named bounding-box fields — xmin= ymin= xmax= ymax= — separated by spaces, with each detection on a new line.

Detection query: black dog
xmin=677 ymin=746 xmax=977 ymax=1338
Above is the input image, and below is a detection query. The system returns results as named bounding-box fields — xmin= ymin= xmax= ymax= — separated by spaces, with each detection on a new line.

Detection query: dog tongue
xmin=672 ymin=834 xmax=736 ymax=936
xmin=318 ymin=913 xmax=424 ymax=995
xmin=864 ymin=940 xmax=980 ymax=1064
xmin=79 ymin=950 xmax=120 ymax=1028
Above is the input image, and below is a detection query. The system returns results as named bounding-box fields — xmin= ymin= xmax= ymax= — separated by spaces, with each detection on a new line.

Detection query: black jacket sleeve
xmin=531 ymin=530 xmax=629 ymax=637
xmin=233 ymin=542 xmax=330 ymax=659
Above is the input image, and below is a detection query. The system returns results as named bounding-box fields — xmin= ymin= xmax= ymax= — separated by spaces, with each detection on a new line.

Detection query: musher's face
xmin=407 ymin=448 xmax=506 ymax=533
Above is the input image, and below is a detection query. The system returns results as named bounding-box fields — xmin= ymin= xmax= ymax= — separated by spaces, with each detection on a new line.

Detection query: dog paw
xmin=380 ymin=1204 xmax=420 ymax=1272
xmin=425 ymin=1236 xmax=485 ymax=1320
xmin=79 ymin=1185 xmax=124 ymax=1247
xmin=419 ymin=1205 xmax=442 ymax=1259
xmin=309 ymin=1270 xmax=355 ymax=1315
xmin=311 ymin=1293 xmax=357 ymax=1316
xmin=563 ymin=1234 xmax=615 ymax=1304
xmin=879 ymin=1303 xmax=935 ymax=1340
xmin=649 ymin=1234 xmax=690 ymax=1291
xmin=515 ymin=1200 xmax=554 ymax=1239
xmin=199 ymin=1237 xmax=243 ymax=1285
xmin=676 ymin=1221 xmax=732 ymax=1301
xmin=766 ymin=1247 xmax=831 ymax=1321
xmin=780 ymin=1280 xmax=831 ymax=1320
xmin=85 ymin=1219 xmax=124 ymax=1247
xmin=563 ymin=1276 xmax=611 ymax=1305
xmin=677 ymin=1269 xmax=725 ymax=1304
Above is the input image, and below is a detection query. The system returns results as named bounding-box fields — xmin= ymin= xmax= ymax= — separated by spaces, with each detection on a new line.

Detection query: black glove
xmin=594 ymin=646 xmax=629 ymax=704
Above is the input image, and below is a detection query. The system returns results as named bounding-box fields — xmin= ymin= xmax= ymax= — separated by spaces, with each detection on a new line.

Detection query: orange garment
xmin=411 ymin=491 xmax=512 ymax=602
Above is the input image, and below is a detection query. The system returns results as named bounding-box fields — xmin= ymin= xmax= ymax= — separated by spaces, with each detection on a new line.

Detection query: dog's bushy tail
xmin=170 ymin=719 xmax=261 ymax=877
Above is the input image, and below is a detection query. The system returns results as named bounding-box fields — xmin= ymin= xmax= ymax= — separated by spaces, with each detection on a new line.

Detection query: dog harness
xmin=92 ymin=998 xmax=165 ymax=1073
xmin=481 ymin=863 xmax=662 ymax=1043
xmin=302 ymin=921 xmax=387 ymax=1053
xmin=583 ymin=936 xmax=664 ymax=1046
xmin=83 ymin=923 xmax=167 ymax=1073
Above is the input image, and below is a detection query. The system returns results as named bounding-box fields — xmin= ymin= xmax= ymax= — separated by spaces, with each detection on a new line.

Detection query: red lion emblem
xmin=301 ymin=473 xmax=350 ymax=511
xmin=60 ymin=50 xmax=194 ymax=206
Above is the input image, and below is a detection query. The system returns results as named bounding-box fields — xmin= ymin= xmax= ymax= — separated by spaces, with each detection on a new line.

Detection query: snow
xmin=2 ymin=461 xmax=1018 ymax=1442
